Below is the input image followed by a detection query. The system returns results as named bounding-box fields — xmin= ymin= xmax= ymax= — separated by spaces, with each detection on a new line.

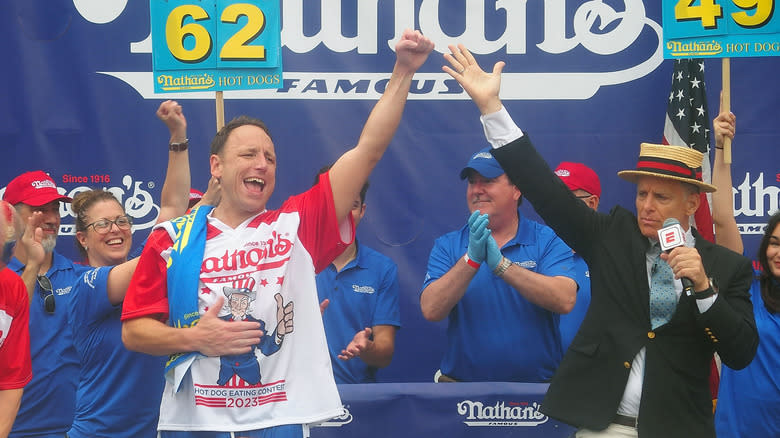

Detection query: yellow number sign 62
xmin=165 ymin=3 xmax=266 ymax=64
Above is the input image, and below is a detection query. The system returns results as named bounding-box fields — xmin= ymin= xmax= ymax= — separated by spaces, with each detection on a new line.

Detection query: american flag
xmin=662 ymin=58 xmax=714 ymax=243
xmin=661 ymin=58 xmax=720 ymax=404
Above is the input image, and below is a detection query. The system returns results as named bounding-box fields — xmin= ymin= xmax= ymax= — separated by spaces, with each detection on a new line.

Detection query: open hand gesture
xmin=443 ymin=44 xmax=504 ymax=115
xmin=338 ymin=327 xmax=372 ymax=361
xmin=195 ymin=296 xmax=263 ymax=356
xmin=21 ymin=212 xmax=45 ymax=268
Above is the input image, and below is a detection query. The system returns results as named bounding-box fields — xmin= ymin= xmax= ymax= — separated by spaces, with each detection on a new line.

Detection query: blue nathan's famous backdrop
xmin=2 ymin=0 xmax=779 ymax=382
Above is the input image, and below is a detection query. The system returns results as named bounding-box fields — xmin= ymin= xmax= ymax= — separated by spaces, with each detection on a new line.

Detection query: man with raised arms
xmin=121 ymin=29 xmax=433 ymax=438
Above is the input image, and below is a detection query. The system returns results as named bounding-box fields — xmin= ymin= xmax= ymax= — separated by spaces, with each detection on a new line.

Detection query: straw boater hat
xmin=617 ymin=143 xmax=716 ymax=193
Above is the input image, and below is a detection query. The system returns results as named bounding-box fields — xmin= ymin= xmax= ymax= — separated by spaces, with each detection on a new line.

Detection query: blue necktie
xmin=649 ymin=245 xmax=677 ymax=329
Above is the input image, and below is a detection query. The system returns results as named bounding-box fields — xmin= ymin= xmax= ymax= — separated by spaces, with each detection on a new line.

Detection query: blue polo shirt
xmin=559 ymin=252 xmax=591 ymax=351
xmin=68 ymin=266 xmax=165 ymax=438
xmin=421 ymin=211 xmax=576 ymax=382
xmin=715 ymin=272 xmax=780 ymax=437
xmin=8 ymin=251 xmax=89 ymax=437
xmin=316 ymin=242 xmax=401 ymax=383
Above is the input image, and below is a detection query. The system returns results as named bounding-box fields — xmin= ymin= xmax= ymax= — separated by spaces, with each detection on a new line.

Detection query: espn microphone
xmin=657 ymin=218 xmax=694 ymax=296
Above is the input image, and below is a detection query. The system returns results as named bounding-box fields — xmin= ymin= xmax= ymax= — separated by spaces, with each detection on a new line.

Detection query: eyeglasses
xmin=37 ymin=275 xmax=55 ymax=314
xmin=86 ymin=215 xmax=133 ymax=234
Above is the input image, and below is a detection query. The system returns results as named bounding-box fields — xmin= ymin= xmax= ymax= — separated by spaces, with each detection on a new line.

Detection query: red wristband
xmin=463 ymin=254 xmax=480 ymax=269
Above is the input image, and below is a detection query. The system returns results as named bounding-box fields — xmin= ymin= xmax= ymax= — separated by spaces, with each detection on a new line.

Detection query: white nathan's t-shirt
xmin=123 ymin=176 xmax=352 ymax=432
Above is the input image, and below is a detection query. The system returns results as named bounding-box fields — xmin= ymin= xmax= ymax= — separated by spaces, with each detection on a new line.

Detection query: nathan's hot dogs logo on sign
xmin=662 ymin=0 xmax=780 ymax=58
xmin=150 ymin=0 xmax=282 ymax=92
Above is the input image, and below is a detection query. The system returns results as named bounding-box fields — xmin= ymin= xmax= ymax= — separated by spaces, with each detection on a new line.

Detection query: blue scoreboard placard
xmin=151 ymin=0 xmax=282 ymax=92
xmin=663 ymin=0 xmax=780 ymax=58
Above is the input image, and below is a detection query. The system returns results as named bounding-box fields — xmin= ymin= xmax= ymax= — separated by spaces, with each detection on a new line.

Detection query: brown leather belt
xmin=613 ymin=414 xmax=638 ymax=428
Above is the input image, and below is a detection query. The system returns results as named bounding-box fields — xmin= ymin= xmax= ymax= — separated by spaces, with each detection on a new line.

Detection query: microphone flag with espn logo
xmin=657 ymin=218 xmax=695 ymax=297
xmin=658 ymin=218 xmax=685 ymax=252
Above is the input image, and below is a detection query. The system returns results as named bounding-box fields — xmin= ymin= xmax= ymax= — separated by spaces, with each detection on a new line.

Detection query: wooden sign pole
xmin=216 ymin=91 xmax=225 ymax=131
xmin=721 ymin=58 xmax=731 ymax=164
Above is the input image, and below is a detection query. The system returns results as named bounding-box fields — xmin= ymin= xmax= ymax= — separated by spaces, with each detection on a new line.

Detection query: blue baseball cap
xmin=459 ymin=147 xmax=505 ymax=180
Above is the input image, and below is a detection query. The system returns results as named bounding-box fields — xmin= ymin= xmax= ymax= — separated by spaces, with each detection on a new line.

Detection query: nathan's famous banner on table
xmin=151 ymin=0 xmax=282 ymax=92
xmin=663 ymin=0 xmax=780 ymax=58
xmin=311 ymin=383 xmax=574 ymax=438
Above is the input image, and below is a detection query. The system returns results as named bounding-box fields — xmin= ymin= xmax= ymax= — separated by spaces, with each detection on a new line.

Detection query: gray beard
xmin=42 ymin=234 xmax=57 ymax=253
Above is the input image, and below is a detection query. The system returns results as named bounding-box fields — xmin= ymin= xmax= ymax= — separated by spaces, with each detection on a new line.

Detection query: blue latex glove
xmin=467 ymin=210 xmax=490 ymax=264
xmin=486 ymin=232 xmax=503 ymax=270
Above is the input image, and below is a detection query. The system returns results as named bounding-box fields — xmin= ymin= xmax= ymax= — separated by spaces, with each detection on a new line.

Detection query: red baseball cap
xmin=188 ymin=188 xmax=204 ymax=208
xmin=554 ymin=162 xmax=601 ymax=198
xmin=3 ymin=171 xmax=72 ymax=206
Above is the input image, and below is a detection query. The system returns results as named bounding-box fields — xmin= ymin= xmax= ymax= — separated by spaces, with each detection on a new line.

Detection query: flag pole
xmin=216 ymin=91 xmax=225 ymax=131
xmin=721 ymin=58 xmax=731 ymax=164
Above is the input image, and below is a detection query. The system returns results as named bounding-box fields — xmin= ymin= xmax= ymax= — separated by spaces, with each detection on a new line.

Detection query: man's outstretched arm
xmin=328 ymin=30 xmax=434 ymax=223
